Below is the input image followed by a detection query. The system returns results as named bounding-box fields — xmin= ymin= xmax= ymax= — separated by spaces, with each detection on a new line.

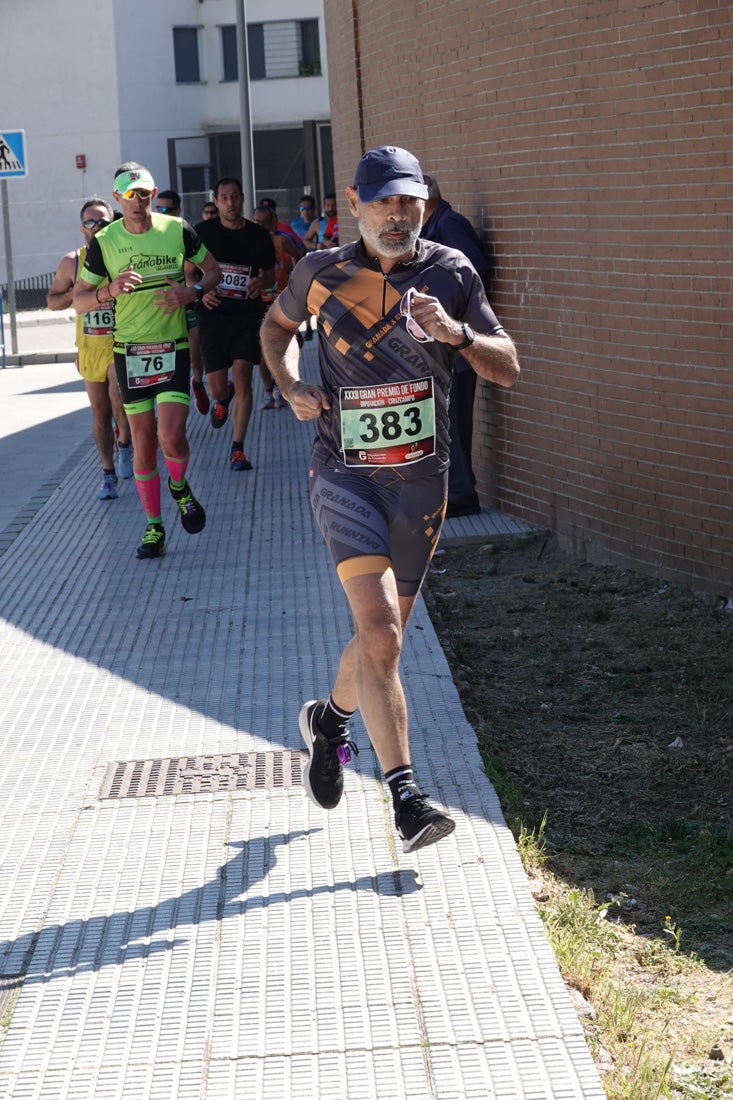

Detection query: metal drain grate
xmin=100 ymin=751 xmax=304 ymax=800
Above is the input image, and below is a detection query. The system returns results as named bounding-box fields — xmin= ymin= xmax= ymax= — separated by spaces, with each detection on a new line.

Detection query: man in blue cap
xmin=260 ymin=146 xmax=520 ymax=853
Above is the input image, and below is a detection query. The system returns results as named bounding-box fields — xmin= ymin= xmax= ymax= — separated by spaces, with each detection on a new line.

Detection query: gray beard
xmin=359 ymin=218 xmax=421 ymax=259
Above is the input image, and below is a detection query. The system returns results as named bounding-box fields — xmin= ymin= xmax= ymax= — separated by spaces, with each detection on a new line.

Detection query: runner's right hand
xmin=287 ymin=382 xmax=330 ymax=421
xmin=110 ymin=267 xmax=142 ymax=298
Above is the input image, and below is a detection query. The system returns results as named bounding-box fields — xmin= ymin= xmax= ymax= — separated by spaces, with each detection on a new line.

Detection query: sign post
xmin=0 ymin=129 xmax=29 ymax=362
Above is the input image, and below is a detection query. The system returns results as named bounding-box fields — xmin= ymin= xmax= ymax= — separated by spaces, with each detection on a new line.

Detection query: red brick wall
xmin=323 ymin=0 xmax=732 ymax=595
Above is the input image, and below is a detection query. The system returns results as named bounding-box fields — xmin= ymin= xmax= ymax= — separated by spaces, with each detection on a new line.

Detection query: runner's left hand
xmin=407 ymin=292 xmax=462 ymax=344
xmin=154 ymin=277 xmax=190 ymax=315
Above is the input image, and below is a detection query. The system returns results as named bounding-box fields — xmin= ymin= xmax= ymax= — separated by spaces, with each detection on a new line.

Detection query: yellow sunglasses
xmin=119 ymin=188 xmax=153 ymax=200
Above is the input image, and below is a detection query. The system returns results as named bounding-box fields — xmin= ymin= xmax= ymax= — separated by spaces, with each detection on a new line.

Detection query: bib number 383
xmin=124 ymin=341 xmax=176 ymax=388
xmin=340 ymin=377 xmax=436 ymax=467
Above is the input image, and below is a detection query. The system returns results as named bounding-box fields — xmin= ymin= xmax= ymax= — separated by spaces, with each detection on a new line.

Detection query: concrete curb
xmin=3 ymin=351 xmax=77 ymax=367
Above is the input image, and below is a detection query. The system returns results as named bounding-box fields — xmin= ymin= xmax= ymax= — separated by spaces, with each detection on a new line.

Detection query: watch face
xmin=458 ymin=324 xmax=476 ymax=348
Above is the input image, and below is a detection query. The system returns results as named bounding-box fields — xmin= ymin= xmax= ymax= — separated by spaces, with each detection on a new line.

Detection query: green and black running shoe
xmin=168 ymin=478 xmax=206 ymax=534
xmin=136 ymin=522 xmax=166 ymax=560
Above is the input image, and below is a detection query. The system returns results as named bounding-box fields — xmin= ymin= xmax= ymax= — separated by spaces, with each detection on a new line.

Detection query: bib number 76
xmin=141 ymin=355 xmax=165 ymax=373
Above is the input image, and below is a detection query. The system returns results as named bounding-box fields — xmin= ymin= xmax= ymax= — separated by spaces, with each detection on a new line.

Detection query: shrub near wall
xmin=324 ymin=0 xmax=732 ymax=596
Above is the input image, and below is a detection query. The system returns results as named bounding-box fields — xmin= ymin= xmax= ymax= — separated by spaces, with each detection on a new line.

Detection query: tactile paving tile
xmin=0 ymin=345 xmax=605 ymax=1098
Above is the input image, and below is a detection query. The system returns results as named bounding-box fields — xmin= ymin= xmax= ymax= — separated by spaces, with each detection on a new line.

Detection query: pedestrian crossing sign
xmin=0 ymin=130 xmax=28 ymax=179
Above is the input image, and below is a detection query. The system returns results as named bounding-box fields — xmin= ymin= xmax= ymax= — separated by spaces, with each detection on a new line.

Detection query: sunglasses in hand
xmin=400 ymin=287 xmax=434 ymax=343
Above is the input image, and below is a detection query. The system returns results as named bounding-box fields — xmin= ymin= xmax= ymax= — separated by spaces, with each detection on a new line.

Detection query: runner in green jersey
xmin=74 ymin=162 xmax=221 ymax=560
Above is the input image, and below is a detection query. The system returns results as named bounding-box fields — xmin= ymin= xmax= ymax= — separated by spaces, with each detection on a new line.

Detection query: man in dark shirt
xmin=261 ymin=145 xmax=520 ymax=853
xmin=421 ymin=173 xmax=495 ymax=517
xmin=195 ymin=177 xmax=276 ymax=471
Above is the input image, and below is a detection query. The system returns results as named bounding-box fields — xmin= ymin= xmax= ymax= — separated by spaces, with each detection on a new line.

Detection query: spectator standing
xmin=290 ymin=194 xmax=318 ymax=242
xmin=304 ymin=193 xmax=338 ymax=251
xmin=322 ymin=213 xmax=339 ymax=248
xmin=420 ymin=173 xmax=494 ymax=517
xmin=47 ymin=196 xmax=133 ymax=500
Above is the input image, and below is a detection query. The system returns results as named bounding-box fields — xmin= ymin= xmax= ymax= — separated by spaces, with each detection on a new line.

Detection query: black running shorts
xmin=309 ymin=460 xmax=448 ymax=597
xmin=113 ymin=345 xmax=191 ymax=408
xmin=199 ymin=313 xmax=264 ymax=373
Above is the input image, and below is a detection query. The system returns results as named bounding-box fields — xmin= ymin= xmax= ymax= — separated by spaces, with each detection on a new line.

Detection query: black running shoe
xmin=168 ymin=478 xmax=206 ymax=534
xmin=395 ymin=793 xmax=456 ymax=853
xmin=136 ymin=522 xmax=166 ymax=560
xmin=299 ymin=699 xmax=359 ymax=810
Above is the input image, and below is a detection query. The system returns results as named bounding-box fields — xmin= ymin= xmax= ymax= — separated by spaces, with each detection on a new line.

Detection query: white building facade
xmin=0 ymin=0 xmax=332 ymax=283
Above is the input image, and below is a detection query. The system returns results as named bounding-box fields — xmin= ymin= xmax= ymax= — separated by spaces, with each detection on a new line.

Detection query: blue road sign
xmin=0 ymin=130 xmax=28 ymax=179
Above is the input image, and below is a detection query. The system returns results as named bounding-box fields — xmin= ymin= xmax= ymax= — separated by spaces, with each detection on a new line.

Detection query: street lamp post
xmin=235 ymin=1 xmax=256 ymax=215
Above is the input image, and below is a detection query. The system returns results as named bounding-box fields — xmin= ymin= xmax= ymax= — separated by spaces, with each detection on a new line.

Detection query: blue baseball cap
xmin=353 ymin=146 xmax=429 ymax=203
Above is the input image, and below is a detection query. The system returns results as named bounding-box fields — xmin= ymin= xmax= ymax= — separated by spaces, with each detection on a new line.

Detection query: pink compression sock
xmin=163 ymin=451 xmax=189 ymax=488
xmin=134 ymin=467 xmax=162 ymax=521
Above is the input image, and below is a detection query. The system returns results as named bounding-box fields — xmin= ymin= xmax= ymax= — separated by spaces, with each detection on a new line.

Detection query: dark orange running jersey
xmin=277 ymin=238 xmax=505 ymax=477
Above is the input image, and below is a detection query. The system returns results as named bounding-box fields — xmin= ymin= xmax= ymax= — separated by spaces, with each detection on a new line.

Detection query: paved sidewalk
xmin=1 ymin=307 xmax=77 ymax=367
xmin=0 ymin=336 xmax=605 ymax=1098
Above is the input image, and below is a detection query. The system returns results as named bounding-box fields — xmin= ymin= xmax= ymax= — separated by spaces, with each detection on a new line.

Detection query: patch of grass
xmin=425 ymin=537 xmax=733 ymax=1095
xmin=477 ymin=742 xmax=524 ymax=817
xmin=672 ymin=1066 xmax=733 ymax=1099
xmin=531 ymin=868 xmax=717 ymax=1099
xmin=534 ymin=878 xmax=683 ymax=1097
xmin=607 ymin=1043 xmax=673 ymax=1100
xmin=539 ymin=888 xmax=621 ymax=994
xmin=516 ymin=812 xmax=549 ymax=875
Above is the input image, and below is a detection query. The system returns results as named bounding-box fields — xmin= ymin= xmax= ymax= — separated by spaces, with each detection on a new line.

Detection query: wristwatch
xmin=454 ymin=322 xmax=475 ymax=351
xmin=192 ymin=283 xmax=204 ymax=302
